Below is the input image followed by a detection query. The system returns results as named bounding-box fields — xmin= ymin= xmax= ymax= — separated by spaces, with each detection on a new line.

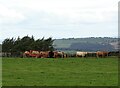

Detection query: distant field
xmin=2 ymin=57 xmax=118 ymax=86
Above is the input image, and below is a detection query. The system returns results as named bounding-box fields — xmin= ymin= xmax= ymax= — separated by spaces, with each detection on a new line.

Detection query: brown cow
xmin=23 ymin=50 xmax=41 ymax=58
xmin=23 ymin=51 xmax=29 ymax=57
xmin=53 ymin=51 xmax=58 ymax=58
xmin=96 ymin=51 xmax=108 ymax=58
xmin=39 ymin=51 xmax=49 ymax=58
xmin=53 ymin=51 xmax=65 ymax=58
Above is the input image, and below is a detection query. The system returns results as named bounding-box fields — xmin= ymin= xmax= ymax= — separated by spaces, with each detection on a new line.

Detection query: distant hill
xmin=53 ymin=37 xmax=118 ymax=51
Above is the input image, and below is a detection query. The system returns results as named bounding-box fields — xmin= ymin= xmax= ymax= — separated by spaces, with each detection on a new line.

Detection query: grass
xmin=2 ymin=57 xmax=118 ymax=86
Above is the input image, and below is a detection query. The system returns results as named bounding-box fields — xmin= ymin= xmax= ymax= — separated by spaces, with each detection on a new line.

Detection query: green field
xmin=2 ymin=57 xmax=118 ymax=86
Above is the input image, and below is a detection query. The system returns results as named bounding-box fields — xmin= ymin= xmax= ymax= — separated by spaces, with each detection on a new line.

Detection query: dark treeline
xmin=2 ymin=35 xmax=54 ymax=57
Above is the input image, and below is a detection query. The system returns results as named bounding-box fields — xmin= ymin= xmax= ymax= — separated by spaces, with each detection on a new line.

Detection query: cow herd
xmin=23 ymin=50 xmax=114 ymax=58
xmin=23 ymin=50 xmax=65 ymax=58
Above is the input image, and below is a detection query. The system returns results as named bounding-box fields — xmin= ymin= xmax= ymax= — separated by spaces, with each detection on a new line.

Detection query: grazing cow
xmin=53 ymin=51 xmax=64 ymax=58
xmin=76 ymin=51 xmax=88 ymax=57
xmin=23 ymin=50 xmax=41 ymax=58
xmin=23 ymin=51 xmax=30 ymax=57
xmin=39 ymin=51 xmax=49 ymax=58
xmin=53 ymin=51 xmax=58 ymax=58
xmin=96 ymin=51 xmax=108 ymax=58
xmin=63 ymin=53 xmax=67 ymax=58
xmin=58 ymin=51 xmax=64 ymax=58
xmin=31 ymin=51 xmax=39 ymax=54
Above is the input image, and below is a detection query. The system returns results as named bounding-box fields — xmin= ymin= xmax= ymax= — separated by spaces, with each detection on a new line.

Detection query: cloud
xmin=0 ymin=0 xmax=118 ymax=25
xmin=0 ymin=4 xmax=25 ymax=24
xmin=0 ymin=0 xmax=119 ymax=41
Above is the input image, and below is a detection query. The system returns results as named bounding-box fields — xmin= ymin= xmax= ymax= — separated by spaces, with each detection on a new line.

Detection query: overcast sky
xmin=0 ymin=0 xmax=119 ymax=42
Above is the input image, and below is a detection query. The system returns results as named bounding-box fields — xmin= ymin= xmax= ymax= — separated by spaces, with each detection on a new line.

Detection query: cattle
xmin=23 ymin=50 xmax=41 ymax=58
xmin=24 ymin=51 xmax=29 ymax=54
xmin=58 ymin=51 xmax=64 ymax=58
xmin=53 ymin=51 xmax=58 ymax=58
xmin=63 ymin=53 xmax=67 ymax=58
xmin=53 ymin=51 xmax=65 ymax=58
xmin=96 ymin=51 xmax=108 ymax=58
xmin=76 ymin=51 xmax=88 ymax=57
xmin=39 ymin=51 xmax=49 ymax=58
xmin=31 ymin=51 xmax=39 ymax=54
xmin=23 ymin=51 xmax=29 ymax=57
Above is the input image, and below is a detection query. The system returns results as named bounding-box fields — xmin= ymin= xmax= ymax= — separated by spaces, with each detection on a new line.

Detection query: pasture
xmin=2 ymin=57 xmax=118 ymax=86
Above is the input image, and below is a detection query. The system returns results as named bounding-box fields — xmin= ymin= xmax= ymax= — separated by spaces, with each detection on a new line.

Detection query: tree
xmin=2 ymin=36 xmax=55 ymax=57
xmin=2 ymin=38 xmax=14 ymax=52
xmin=43 ymin=37 xmax=54 ymax=51
xmin=19 ymin=35 xmax=34 ymax=51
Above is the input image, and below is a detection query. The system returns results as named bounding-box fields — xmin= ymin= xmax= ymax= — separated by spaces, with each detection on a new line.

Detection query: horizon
xmin=0 ymin=36 xmax=118 ymax=44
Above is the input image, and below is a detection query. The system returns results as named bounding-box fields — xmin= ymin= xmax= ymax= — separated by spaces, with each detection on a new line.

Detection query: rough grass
xmin=2 ymin=57 xmax=118 ymax=86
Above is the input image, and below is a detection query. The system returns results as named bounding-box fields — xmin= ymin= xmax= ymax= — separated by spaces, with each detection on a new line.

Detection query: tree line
xmin=2 ymin=36 xmax=54 ymax=57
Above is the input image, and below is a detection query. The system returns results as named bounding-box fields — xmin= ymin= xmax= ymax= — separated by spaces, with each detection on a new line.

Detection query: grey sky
xmin=0 ymin=0 xmax=118 ymax=42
